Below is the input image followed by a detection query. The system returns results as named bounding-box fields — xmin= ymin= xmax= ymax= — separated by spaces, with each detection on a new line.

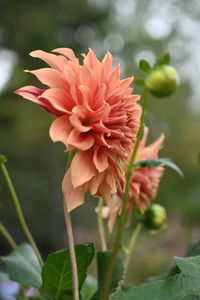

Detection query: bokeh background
xmin=0 ymin=0 xmax=200 ymax=285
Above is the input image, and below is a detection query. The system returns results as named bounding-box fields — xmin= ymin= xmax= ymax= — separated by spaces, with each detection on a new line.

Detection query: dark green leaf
xmin=134 ymin=78 xmax=145 ymax=87
xmin=40 ymin=243 xmax=94 ymax=300
xmin=167 ymin=264 xmax=181 ymax=277
xmin=80 ymin=275 xmax=97 ymax=300
xmin=139 ymin=60 xmax=151 ymax=74
xmin=134 ymin=158 xmax=183 ymax=177
xmin=91 ymin=251 xmax=124 ymax=300
xmin=155 ymin=53 xmax=170 ymax=67
xmin=0 ymin=155 xmax=7 ymax=164
xmin=112 ymin=255 xmax=200 ymax=300
xmin=0 ymin=243 xmax=42 ymax=288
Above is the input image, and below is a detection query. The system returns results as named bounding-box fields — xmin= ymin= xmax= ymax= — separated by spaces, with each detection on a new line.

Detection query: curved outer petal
xmin=14 ymin=85 xmax=44 ymax=103
xmin=141 ymin=133 xmax=165 ymax=160
xmin=14 ymin=86 xmax=62 ymax=116
xmin=67 ymin=129 xmax=95 ymax=150
xmin=30 ymin=50 xmax=68 ymax=71
xmin=49 ymin=115 xmax=73 ymax=147
xmin=70 ymin=150 xmax=96 ymax=188
xmin=52 ymin=48 xmax=79 ymax=63
xmin=40 ymin=88 xmax=74 ymax=113
xmin=62 ymin=170 xmax=86 ymax=211
xmin=93 ymin=147 xmax=108 ymax=172
xmin=25 ymin=68 xmax=68 ymax=89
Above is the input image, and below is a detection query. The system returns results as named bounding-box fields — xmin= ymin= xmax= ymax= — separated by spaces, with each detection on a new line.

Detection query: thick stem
xmin=0 ymin=163 xmax=43 ymax=266
xmin=124 ymin=222 xmax=143 ymax=276
xmin=99 ymin=88 xmax=148 ymax=300
xmin=64 ymin=201 xmax=79 ymax=300
xmin=97 ymin=198 xmax=107 ymax=252
xmin=0 ymin=222 xmax=17 ymax=250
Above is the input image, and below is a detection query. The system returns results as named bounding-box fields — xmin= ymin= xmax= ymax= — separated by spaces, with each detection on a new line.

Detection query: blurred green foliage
xmin=0 ymin=0 xmax=200 ymax=284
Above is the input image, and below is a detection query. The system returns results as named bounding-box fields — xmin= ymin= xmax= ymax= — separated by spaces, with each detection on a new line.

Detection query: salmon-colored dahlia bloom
xmin=129 ymin=127 xmax=165 ymax=212
xmin=104 ymin=127 xmax=165 ymax=231
xmin=15 ymin=48 xmax=141 ymax=211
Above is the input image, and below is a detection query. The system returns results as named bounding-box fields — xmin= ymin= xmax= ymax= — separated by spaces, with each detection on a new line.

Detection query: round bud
xmin=142 ymin=204 xmax=167 ymax=230
xmin=146 ymin=65 xmax=179 ymax=97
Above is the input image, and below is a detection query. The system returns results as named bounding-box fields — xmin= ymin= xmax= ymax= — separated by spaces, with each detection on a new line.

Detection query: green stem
xmin=99 ymin=88 xmax=148 ymax=300
xmin=64 ymin=202 xmax=79 ymax=300
xmin=0 ymin=163 xmax=43 ymax=266
xmin=64 ymin=150 xmax=79 ymax=300
xmin=124 ymin=222 xmax=143 ymax=276
xmin=0 ymin=222 xmax=17 ymax=250
xmin=97 ymin=198 xmax=107 ymax=252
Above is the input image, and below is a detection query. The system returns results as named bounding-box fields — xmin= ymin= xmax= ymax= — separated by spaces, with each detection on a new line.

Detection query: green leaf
xmin=40 ymin=243 xmax=94 ymax=300
xmin=80 ymin=275 xmax=97 ymax=300
xmin=155 ymin=53 xmax=170 ymax=67
xmin=112 ymin=255 xmax=200 ymax=300
xmin=0 ymin=243 xmax=42 ymax=288
xmin=91 ymin=251 xmax=124 ymax=300
xmin=134 ymin=78 xmax=145 ymax=87
xmin=139 ymin=60 xmax=151 ymax=74
xmin=0 ymin=155 xmax=7 ymax=164
xmin=134 ymin=158 xmax=183 ymax=177
xmin=175 ymin=256 xmax=200 ymax=274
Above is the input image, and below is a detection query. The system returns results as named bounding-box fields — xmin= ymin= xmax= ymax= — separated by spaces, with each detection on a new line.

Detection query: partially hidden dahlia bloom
xmin=103 ymin=127 xmax=165 ymax=231
xmin=15 ymin=48 xmax=141 ymax=211
xmin=129 ymin=127 xmax=165 ymax=212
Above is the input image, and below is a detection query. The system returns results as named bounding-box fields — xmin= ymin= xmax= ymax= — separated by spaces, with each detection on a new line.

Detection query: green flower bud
xmin=142 ymin=204 xmax=167 ymax=230
xmin=146 ymin=65 xmax=179 ymax=97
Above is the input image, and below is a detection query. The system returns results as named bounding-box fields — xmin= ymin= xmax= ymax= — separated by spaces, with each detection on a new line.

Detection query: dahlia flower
xmin=15 ymin=48 xmax=141 ymax=211
xmin=129 ymin=127 xmax=165 ymax=212
xmin=104 ymin=127 xmax=165 ymax=231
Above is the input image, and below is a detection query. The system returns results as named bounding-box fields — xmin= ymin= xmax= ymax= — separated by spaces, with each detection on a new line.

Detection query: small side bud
xmin=142 ymin=204 xmax=167 ymax=230
xmin=146 ymin=65 xmax=179 ymax=97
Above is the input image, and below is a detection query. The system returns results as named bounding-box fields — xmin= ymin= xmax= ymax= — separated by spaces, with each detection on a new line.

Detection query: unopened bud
xmin=142 ymin=204 xmax=167 ymax=230
xmin=146 ymin=65 xmax=179 ymax=97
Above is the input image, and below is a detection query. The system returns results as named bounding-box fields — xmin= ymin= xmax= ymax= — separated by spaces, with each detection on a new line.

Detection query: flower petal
xmin=143 ymin=133 xmax=165 ymax=159
xmin=14 ymin=85 xmax=44 ymax=104
xmin=14 ymin=86 xmax=62 ymax=116
xmin=62 ymin=169 xmax=86 ymax=211
xmin=70 ymin=150 xmax=96 ymax=188
xmin=67 ymin=129 xmax=95 ymax=150
xmin=49 ymin=116 xmax=72 ymax=148
xmin=93 ymin=147 xmax=108 ymax=172
xmin=102 ymin=52 xmax=113 ymax=75
xmin=30 ymin=50 xmax=67 ymax=71
xmin=25 ymin=68 xmax=68 ymax=89
xmin=40 ymin=88 xmax=74 ymax=113
xmin=89 ymin=172 xmax=105 ymax=194
xmin=52 ymin=48 xmax=78 ymax=63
